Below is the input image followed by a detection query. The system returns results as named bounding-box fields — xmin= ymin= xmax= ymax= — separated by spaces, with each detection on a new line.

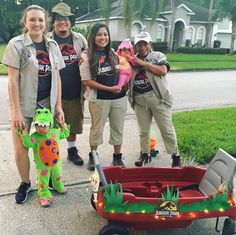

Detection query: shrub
xmin=72 ymin=25 xmax=91 ymax=39
xmin=111 ymin=41 xmax=168 ymax=53
xmin=176 ymin=47 xmax=230 ymax=54
xmin=152 ymin=42 xmax=168 ymax=53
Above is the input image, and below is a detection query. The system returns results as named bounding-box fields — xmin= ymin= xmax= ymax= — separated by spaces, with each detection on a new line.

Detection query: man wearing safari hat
xmin=47 ymin=3 xmax=87 ymax=166
xmin=128 ymin=30 xmax=181 ymax=168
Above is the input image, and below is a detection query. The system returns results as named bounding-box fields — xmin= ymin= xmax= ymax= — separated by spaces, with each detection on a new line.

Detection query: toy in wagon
xmin=90 ymin=149 xmax=236 ymax=235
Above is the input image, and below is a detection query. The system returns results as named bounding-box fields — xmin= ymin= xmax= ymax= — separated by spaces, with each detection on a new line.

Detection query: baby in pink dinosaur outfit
xmin=116 ymin=39 xmax=135 ymax=88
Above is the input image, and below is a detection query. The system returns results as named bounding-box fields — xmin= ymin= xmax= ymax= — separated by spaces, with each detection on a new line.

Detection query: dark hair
xmin=51 ymin=13 xmax=75 ymax=27
xmin=87 ymin=23 xmax=119 ymax=78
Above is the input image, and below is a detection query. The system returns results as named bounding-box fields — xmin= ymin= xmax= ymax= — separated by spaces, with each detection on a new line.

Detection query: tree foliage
xmin=121 ymin=0 xmax=164 ymax=37
xmin=0 ymin=0 xmax=22 ymax=42
xmin=0 ymin=0 xmax=99 ymax=42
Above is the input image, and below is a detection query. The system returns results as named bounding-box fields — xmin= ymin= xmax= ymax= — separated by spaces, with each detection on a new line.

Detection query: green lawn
xmin=0 ymin=44 xmax=7 ymax=75
xmin=173 ymin=107 xmax=236 ymax=164
xmin=167 ymin=53 xmax=236 ymax=71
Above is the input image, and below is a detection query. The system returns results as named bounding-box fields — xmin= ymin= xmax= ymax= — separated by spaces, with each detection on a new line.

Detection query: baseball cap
xmin=134 ymin=31 xmax=152 ymax=45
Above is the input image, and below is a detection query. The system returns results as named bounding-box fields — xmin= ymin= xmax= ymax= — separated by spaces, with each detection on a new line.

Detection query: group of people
xmin=2 ymin=3 xmax=181 ymax=207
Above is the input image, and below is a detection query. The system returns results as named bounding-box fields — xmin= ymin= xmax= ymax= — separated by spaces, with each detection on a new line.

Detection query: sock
xmin=68 ymin=141 xmax=76 ymax=149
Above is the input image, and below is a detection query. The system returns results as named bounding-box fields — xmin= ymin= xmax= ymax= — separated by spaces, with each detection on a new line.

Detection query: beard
xmin=59 ymin=29 xmax=68 ymax=35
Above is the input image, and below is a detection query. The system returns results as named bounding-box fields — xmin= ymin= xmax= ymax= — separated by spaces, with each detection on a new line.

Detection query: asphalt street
xmin=1 ymin=70 xmax=236 ymax=125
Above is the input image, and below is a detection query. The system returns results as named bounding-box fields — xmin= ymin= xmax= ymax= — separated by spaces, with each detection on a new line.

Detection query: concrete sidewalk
xmin=1 ymin=115 xmax=183 ymax=235
xmin=0 ymin=115 xmax=170 ymax=195
xmin=1 ymin=114 xmax=233 ymax=235
xmin=0 ymin=117 xmax=228 ymax=235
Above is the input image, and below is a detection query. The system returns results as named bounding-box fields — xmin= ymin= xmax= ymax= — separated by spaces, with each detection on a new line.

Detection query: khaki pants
xmin=134 ymin=91 xmax=179 ymax=154
xmin=89 ymin=96 xmax=127 ymax=146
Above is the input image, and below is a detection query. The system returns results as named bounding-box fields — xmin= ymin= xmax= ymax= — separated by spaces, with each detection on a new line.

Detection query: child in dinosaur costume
xmin=19 ymin=108 xmax=70 ymax=207
xmin=116 ymin=39 xmax=135 ymax=89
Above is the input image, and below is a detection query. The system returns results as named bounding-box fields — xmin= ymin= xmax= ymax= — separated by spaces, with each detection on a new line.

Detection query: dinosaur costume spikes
xmin=33 ymin=108 xmax=54 ymax=127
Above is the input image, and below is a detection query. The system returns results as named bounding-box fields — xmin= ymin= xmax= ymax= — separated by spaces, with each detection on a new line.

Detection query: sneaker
xmin=172 ymin=154 xmax=181 ymax=168
xmin=87 ymin=152 xmax=95 ymax=171
xmin=39 ymin=198 xmax=52 ymax=208
xmin=67 ymin=147 xmax=84 ymax=165
xmin=112 ymin=153 xmax=125 ymax=167
xmin=135 ymin=153 xmax=151 ymax=167
xmin=15 ymin=181 xmax=31 ymax=204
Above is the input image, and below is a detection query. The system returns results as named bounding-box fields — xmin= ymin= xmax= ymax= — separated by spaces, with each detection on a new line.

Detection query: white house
xmin=75 ymin=0 xmax=235 ymax=50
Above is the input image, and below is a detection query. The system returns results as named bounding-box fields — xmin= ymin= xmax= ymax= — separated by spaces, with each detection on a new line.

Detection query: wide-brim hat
xmin=51 ymin=3 xmax=75 ymax=25
xmin=134 ymin=31 xmax=152 ymax=45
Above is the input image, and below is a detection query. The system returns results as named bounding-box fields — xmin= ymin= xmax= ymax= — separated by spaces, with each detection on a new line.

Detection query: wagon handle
xmin=92 ymin=150 xmax=108 ymax=186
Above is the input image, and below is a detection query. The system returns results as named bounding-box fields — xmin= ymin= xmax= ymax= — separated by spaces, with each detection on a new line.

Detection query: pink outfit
xmin=116 ymin=39 xmax=134 ymax=88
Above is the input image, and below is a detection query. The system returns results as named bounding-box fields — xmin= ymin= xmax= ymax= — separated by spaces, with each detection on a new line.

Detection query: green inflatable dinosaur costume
xmin=19 ymin=108 xmax=70 ymax=206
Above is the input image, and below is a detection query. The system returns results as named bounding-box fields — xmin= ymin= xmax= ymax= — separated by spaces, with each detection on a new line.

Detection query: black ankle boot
xmin=112 ymin=153 xmax=125 ymax=167
xmin=135 ymin=153 xmax=151 ymax=167
xmin=171 ymin=154 xmax=181 ymax=168
xmin=87 ymin=152 xmax=95 ymax=171
xmin=67 ymin=147 xmax=84 ymax=165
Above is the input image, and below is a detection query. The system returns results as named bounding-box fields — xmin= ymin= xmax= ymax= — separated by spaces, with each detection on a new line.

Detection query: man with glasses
xmin=48 ymin=3 xmax=87 ymax=166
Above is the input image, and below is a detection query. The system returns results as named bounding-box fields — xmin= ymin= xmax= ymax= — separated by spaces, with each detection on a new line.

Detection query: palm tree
xmin=98 ymin=0 xmax=112 ymax=24
xmin=206 ymin=0 xmax=215 ymax=48
xmin=121 ymin=0 xmax=164 ymax=37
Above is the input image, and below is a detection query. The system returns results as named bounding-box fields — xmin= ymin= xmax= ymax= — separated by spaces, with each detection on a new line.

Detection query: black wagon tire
xmin=90 ymin=193 xmax=97 ymax=211
xmin=98 ymin=224 xmax=130 ymax=235
xmin=222 ymin=218 xmax=235 ymax=235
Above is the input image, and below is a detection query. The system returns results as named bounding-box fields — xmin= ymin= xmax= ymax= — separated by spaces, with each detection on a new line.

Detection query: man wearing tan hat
xmin=47 ymin=3 xmax=87 ymax=166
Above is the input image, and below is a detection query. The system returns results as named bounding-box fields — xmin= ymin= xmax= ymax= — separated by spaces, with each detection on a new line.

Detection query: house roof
xmin=182 ymin=1 xmax=209 ymax=22
xmin=76 ymin=1 xmax=122 ymax=22
xmin=76 ymin=0 xmax=209 ymax=23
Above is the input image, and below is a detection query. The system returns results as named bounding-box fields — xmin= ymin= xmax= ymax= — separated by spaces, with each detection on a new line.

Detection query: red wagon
xmin=91 ymin=149 xmax=236 ymax=235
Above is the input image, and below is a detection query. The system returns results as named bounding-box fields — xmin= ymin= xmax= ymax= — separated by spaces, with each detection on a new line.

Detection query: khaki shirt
xmin=128 ymin=50 xmax=173 ymax=108
xmin=2 ymin=33 xmax=65 ymax=117
xmin=79 ymin=51 xmax=96 ymax=100
xmin=80 ymin=50 xmax=120 ymax=101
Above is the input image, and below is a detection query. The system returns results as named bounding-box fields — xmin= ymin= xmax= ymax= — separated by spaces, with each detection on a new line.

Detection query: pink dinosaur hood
xmin=116 ymin=39 xmax=134 ymax=56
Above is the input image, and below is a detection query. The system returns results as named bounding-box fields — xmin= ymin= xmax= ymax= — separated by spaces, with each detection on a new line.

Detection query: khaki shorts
xmin=62 ymin=98 xmax=84 ymax=134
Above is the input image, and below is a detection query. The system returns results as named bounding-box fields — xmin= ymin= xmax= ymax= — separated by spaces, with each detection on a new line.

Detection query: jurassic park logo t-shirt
xmin=133 ymin=66 xmax=153 ymax=94
xmin=95 ymin=50 xmax=125 ymax=100
xmin=133 ymin=56 xmax=170 ymax=94
xmin=35 ymin=41 xmax=52 ymax=101
xmin=54 ymin=34 xmax=81 ymax=100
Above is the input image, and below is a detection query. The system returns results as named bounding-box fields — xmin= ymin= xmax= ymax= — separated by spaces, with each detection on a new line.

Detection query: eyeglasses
xmin=55 ymin=16 xmax=70 ymax=22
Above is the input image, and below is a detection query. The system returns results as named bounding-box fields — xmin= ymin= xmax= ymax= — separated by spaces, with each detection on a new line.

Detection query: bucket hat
xmin=51 ymin=3 xmax=75 ymax=25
